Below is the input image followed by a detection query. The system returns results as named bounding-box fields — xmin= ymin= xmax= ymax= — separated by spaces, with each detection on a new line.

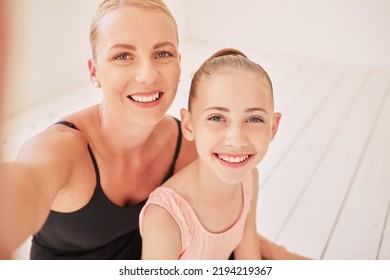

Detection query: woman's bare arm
xmin=0 ymin=127 xmax=87 ymax=257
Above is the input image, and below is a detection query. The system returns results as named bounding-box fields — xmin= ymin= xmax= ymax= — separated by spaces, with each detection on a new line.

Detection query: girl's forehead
xmin=194 ymin=71 xmax=274 ymax=112
xmin=205 ymin=69 xmax=269 ymax=85
xmin=200 ymin=71 xmax=271 ymax=97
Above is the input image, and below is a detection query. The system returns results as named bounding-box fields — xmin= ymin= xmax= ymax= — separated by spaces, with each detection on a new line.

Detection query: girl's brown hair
xmin=188 ymin=48 xmax=273 ymax=111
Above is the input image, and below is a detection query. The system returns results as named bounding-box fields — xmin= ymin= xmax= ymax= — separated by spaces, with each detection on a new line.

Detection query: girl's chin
xmin=212 ymin=169 xmax=251 ymax=185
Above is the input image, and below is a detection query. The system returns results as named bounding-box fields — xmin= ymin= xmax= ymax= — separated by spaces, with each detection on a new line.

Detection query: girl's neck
xmin=190 ymin=159 xmax=241 ymax=198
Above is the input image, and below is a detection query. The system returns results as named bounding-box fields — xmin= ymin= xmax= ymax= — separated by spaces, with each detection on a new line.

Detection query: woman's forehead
xmin=97 ymin=6 xmax=178 ymax=44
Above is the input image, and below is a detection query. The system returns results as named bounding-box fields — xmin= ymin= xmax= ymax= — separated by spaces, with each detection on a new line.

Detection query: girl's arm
xmin=233 ymin=168 xmax=261 ymax=260
xmin=0 ymin=127 xmax=86 ymax=258
xmin=141 ymin=204 xmax=182 ymax=260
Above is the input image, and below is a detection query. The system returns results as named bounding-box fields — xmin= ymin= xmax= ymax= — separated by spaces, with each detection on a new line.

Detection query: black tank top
xmin=30 ymin=118 xmax=183 ymax=259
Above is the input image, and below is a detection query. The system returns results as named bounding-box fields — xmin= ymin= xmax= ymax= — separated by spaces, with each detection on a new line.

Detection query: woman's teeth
xmin=130 ymin=92 xmax=160 ymax=103
xmin=218 ymin=155 xmax=249 ymax=163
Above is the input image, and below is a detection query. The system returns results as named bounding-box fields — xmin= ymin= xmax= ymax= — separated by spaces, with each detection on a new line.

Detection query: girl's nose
xmin=224 ymin=125 xmax=248 ymax=148
xmin=134 ymin=60 xmax=159 ymax=84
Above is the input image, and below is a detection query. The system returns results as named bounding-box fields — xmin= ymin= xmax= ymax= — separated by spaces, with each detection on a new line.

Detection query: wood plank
xmin=257 ymin=55 xmax=306 ymax=88
xmin=257 ymin=65 xmax=347 ymax=239
xmin=257 ymin=61 xmax=325 ymax=184
xmin=267 ymin=68 xmax=371 ymax=257
xmin=276 ymin=72 xmax=390 ymax=259
xmin=378 ymin=202 xmax=390 ymax=259
xmin=322 ymin=75 xmax=390 ymax=259
xmin=274 ymin=61 xmax=324 ymax=113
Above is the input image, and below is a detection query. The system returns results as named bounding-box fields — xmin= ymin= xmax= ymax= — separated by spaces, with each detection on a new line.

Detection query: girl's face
xmin=90 ymin=6 xmax=181 ymax=125
xmin=182 ymin=70 xmax=281 ymax=184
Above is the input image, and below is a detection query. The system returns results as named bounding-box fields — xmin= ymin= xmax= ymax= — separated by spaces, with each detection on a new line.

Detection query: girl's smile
xmin=213 ymin=153 xmax=254 ymax=168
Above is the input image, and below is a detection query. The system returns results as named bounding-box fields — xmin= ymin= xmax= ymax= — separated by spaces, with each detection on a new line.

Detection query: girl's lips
xmin=127 ymin=91 xmax=163 ymax=107
xmin=213 ymin=153 xmax=253 ymax=168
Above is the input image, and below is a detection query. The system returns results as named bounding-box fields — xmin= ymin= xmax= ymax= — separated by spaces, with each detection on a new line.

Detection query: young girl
xmin=140 ymin=48 xmax=281 ymax=259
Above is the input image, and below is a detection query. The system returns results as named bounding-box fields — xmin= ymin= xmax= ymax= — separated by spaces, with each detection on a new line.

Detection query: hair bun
xmin=208 ymin=48 xmax=248 ymax=60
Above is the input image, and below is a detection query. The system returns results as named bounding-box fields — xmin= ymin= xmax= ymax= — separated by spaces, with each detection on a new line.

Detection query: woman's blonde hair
xmin=188 ymin=48 xmax=274 ymax=111
xmin=90 ymin=0 xmax=178 ymax=58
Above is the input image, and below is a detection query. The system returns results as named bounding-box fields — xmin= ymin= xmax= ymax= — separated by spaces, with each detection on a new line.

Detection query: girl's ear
xmin=180 ymin=108 xmax=195 ymax=141
xmin=271 ymin=112 xmax=281 ymax=141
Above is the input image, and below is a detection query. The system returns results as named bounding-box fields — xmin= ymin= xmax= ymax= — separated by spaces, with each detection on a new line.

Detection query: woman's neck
xmin=96 ymin=103 xmax=158 ymax=158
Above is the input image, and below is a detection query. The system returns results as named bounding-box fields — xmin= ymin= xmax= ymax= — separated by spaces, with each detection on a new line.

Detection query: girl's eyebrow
xmin=203 ymin=106 xmax=229 ymax=113
xmin=203 ymin=107 xmax=268 ymax=113
xmin=245 ymin=108 xmax=268 ymax=113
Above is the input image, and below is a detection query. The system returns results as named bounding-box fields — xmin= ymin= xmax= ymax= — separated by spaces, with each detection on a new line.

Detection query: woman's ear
xmin=88 ymin=58 xmax=100 ymax=87
xmin=180 ymin=108 xmax=195 ymax=141
xmin=271 ymin=112 xmax=281 ymax=141
xmin=88 ymin=58 xmax=96 ymax=79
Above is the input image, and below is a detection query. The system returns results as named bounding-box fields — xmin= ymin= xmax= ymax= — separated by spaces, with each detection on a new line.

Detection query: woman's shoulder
xmin=57 ymin=104 xmax=98 ymax=128
xmin=164 ymin=116 xmax=197 ymax=173
xmin=155 ymin=115 xmax=197 ymax=173
xmin=22 ymin=105 xmax=99 ymax=157
xmin=175 ymin=136 xmax=197 ymax=172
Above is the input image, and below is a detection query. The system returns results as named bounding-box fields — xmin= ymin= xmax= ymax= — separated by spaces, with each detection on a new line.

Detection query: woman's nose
xmin=134 ymin=60 xmax=159 ymax=84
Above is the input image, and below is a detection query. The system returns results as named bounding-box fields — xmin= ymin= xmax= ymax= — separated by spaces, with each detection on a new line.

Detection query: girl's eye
xmin=208 ymin=115 xmax=224 ymax=122
xmin=156 ymin=51 xmax=172 ymax=58
xmin=248 ymin=116 xmax=264 ymax=123
xmin=115 ymin=53 xmax=130 ymax=60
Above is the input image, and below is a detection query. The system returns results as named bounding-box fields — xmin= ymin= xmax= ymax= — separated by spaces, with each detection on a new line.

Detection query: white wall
xmin=174 ymin=0 xmax=390 ymax=71
xmin=4 ymin=0 xmax=98 ymax=119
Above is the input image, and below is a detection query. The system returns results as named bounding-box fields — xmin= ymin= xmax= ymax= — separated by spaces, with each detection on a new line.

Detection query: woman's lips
xmin=127 ymin=91 xmax=163 ymax=107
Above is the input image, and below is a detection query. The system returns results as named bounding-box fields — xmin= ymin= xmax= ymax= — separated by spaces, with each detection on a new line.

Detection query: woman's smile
xmin=127 ymin=91 xmax=164 ymax=107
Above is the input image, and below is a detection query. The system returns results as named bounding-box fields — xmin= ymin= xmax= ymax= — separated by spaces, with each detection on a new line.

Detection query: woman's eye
xmin=115 ymin=53 xmax=130 ymax=60
xmin=156 ymin=51 xmax=171 ymax=58
xmin=248 ymin=117 xmax=264 ymax=123
xmin=208 ymin=115 xmax=223 ymax=122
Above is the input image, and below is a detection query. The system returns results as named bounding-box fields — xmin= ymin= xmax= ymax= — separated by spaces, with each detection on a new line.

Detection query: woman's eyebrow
xmin=153 ymin=41 xmax=176 ymax=49
xmin=108 ymin=41 xmax=176 ymax=51
xmin=109 ymin=43 xmax=136 ymax=51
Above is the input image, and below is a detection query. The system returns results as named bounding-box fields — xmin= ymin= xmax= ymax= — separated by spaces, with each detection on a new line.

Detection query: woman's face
xmin=91 ymin=6 xmax=181 ymax=126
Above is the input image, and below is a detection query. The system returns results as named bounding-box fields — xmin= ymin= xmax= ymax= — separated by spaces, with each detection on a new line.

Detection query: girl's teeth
xmin=130 ymin=92 xmax=160 ymax=103
xmin=219 ymin=155 xmax=249 ymax=163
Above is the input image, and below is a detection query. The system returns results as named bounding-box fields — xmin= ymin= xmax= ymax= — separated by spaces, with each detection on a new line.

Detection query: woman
xmin=0 ymin=0 xmax=305 ymax=259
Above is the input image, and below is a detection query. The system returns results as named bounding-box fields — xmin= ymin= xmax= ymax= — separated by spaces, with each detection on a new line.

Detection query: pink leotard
xmin=139 ymin=173 xmax=253 ymax=259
